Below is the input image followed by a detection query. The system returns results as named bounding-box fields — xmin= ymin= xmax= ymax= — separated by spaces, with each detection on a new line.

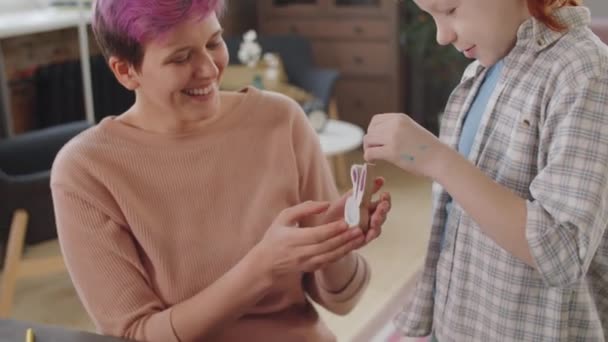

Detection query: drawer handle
xmin=353 ymin=26 xmax=364 ymax=35
xmin=289 ymin=25 xmax=299 ymax=34
xmin=354 ymin=99 xmax=364 ymax=108
xmin=353 ymin=56 xmax=365 ymax=65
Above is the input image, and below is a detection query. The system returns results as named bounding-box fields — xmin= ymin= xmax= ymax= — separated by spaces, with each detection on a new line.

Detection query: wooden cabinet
xmin=221 ymin=0 xmax=257 ymax=36
xmin=258 ymin=0 xmax=327 ymax=17
xmin=257 ymin=0 xmax=403 ymax=129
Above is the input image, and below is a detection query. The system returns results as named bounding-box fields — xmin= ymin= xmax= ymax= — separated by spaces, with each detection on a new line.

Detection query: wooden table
xmin=221 ymin=64 xmax=313 ymax=104
xmin=0 ymin=319 xmax=128 ymax=342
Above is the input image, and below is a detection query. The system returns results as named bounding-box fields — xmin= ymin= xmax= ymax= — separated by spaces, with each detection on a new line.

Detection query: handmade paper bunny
xmin=344 ymin=163 xmax=374 ymax=232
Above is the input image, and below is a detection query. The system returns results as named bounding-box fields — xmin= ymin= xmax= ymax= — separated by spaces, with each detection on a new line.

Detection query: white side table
xmin=318 ymin=119 xmax=364 ymax=156
xmin=317 ymin=119 xmax=365 ymax=188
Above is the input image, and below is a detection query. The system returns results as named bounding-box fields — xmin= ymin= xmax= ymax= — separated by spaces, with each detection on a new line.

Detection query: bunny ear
xmin=350 ymin=165 xmax=359 ymax=186
xmin=354 ymin=168 xmax=366 ymax=203
xmin=359 ymin=168 xmax=367 ymax=193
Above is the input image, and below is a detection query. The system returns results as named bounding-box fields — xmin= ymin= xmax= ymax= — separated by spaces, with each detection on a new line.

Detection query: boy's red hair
xmin=527 ymin=0 xmax=582 ymax=31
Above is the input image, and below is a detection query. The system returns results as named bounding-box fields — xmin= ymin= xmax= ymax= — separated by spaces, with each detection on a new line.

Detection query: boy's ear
xmin=108 ymin=56 xmax=140 ymax=90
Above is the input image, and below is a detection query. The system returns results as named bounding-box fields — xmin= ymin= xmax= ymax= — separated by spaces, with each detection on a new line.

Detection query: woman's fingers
xmin=295 ymin=219 xmax=349 ymax=244
xmin=302 ymin=232 xmax=365 ymax=272
xmin=299 ymin=226 xmax=361 ymax=257
xmin=364 ymin=225 xmax=382 ymax=244
xmin=277 ymin=201 xmax=331 ymax=226
xmin=365 ymin=196 xmax=390 ymax=244
xmin=371 ymin=203 xmax=388 ymax=227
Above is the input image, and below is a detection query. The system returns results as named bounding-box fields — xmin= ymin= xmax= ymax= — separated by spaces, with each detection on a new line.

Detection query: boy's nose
xmin=436 ymin=24 xmax=456 ymax=46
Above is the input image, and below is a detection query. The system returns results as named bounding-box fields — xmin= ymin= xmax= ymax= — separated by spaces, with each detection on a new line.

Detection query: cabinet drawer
xmin=328 ymin=0 xmax=396 ymax=17
xmin=335 ymin=79 xmax=399 ymax=129
xmin=259 ymin=20 xmax=319 ymax=37
xmin=317 ymin=20 xmax=391 ymax=39
xmin=313 ymin=41 xmax=392 ymax=76
xmin=257 ymin=0 xmax=328 ymax=18
xmin=260 ymin=19 xmax=390 ymax=40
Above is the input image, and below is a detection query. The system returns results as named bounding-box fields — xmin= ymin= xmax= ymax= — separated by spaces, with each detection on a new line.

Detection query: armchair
xmin=0 ymin=120 xmax=90 ymax=317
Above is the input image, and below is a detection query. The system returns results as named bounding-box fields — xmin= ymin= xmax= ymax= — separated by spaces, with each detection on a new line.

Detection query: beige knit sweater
xmin=51 ymin=87 xmax=369 ymax=342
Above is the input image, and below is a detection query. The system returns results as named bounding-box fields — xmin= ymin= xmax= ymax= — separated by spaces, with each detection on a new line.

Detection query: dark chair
xmin=0 ymin=120 xmax=90 ymax=317
xmin=224 ymin=34 xmax=340 ymax=114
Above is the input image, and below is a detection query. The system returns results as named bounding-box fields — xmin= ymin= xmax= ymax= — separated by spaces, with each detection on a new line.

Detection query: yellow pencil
xmin=25 ymin=328 xmax=34 ymax=342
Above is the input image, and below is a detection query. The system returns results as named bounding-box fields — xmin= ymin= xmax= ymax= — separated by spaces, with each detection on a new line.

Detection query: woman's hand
xmin=250 ymin=201 xmax=364 ymax=283
xmin=364 ymin=113 xmax=449 ymax=179
xmin=324 ymin=177 xmax=391 ymax=246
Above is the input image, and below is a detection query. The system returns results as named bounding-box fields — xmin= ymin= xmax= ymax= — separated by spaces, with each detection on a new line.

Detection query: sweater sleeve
xmin=52 ymin=186 xmax=179 ymax=342
xmin=287 ymin=100 xmax=371 ymax=314
xmin=304 ymin=253 xmax=371 ymax=315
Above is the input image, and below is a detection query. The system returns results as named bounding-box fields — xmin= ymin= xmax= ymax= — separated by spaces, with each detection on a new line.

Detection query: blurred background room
xmin=0 ymin=0 xmax=607 ymax=340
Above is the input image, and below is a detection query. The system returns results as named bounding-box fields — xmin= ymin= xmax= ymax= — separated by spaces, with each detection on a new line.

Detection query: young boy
xmin=364 ymin=0 xmax=608 ymax=340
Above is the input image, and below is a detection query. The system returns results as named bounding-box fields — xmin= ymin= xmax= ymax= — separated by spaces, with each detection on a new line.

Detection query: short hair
xmin=527 ymin=0 xmax=582 ymax=32
xmin=92 ymin=0 xmax=226 ymax=69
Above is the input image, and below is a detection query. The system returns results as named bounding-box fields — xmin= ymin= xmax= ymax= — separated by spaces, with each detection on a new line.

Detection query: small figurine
xmin=238 ymin=30 xmax=262 ymax=68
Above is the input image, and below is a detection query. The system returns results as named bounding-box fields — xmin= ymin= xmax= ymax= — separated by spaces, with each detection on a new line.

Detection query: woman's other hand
xmin=250 ymin=201 xmax=364 ymax=282
xmin=324 ymin=177 xmax=391 ymax=246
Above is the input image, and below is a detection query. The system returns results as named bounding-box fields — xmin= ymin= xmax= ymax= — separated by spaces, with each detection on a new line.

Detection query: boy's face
xmin=414 ymin=0 xmax=530 ymax=67
xmin=133 ymin=13 xmax=229 ymax=123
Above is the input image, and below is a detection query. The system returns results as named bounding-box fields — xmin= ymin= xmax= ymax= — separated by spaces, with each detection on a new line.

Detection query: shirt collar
xmin=515 ymin=6 xmax=591 ymax=53
xmin=462 ymin=6 xmax=592 ymax=82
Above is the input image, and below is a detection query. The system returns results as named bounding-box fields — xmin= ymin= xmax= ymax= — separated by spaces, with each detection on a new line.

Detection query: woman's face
xmin=132 ymin=13 xmax=229 ymax=125
xmin=413 ymin=0 xmax=530 ymax=67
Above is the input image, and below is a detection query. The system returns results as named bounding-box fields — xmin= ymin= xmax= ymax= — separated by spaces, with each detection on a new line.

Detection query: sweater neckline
xmin=97 ymin=86 xmax=258 ymax=148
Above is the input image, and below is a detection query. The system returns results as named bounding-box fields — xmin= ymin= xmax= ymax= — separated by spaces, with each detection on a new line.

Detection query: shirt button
xmin=537 ymin=38 xmax=545 ymax=46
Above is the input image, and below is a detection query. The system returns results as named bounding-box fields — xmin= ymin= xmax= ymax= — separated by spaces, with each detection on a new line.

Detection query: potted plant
xmin=400 ymin=2 xmax=470 ymax=135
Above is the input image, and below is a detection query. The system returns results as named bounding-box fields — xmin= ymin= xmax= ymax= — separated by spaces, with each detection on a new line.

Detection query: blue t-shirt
xmin=441 ymin=60 xmax=504 ymax=249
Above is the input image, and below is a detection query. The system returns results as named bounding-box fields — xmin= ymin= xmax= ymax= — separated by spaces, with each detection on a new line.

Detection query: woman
xmin=51 ymin=0 xmax=391 ymax=341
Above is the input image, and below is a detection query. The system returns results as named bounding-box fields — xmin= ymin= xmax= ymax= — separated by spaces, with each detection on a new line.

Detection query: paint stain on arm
xmin=401 ymin=154 xmax=415 ymax=162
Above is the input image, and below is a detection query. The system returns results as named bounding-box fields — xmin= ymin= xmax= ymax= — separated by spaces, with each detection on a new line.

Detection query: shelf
xmin=0 ymin=8 xmax=92 ymax=40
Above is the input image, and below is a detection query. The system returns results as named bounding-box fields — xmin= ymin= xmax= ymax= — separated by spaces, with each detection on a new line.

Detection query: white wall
xmin=586 ymin=0 xmax=608 ymax=17
xmin=0 ymin=1 xmax=46 ymax=14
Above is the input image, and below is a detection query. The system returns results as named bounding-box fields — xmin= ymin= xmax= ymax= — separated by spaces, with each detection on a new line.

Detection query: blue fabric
xmin=441 ymin=60 xmax=504 ymax=250
xmin=457 ymin=60 xmax=504 ymax=156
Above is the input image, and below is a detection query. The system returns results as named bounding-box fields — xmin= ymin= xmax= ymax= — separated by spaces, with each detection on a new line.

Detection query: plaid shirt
xmin=395 ymin=7 xmax=608 ymax=341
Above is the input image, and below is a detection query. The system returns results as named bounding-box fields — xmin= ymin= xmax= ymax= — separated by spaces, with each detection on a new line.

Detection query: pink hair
xmin=92 ymin=0 xmax=225 ymax=68
xmin=94 ymin=0 xmax=225 ymax=43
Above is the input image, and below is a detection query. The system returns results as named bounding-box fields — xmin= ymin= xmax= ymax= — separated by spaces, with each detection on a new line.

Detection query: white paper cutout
xmin=344 ymin=163 xmax=375 ymax=232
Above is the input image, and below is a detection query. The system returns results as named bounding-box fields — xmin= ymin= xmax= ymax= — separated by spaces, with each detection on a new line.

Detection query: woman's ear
xmin=108 ymin=56 xmax=140 ymax=90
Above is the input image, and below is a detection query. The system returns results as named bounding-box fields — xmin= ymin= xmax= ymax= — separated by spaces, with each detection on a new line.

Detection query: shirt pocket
xmin=483 ymin=104 xmax=539 ymax=198
xmin=497 ymin=106 xmax=540 ymax=196
xmin=507 ymin=106 xmax=539 ymax=153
